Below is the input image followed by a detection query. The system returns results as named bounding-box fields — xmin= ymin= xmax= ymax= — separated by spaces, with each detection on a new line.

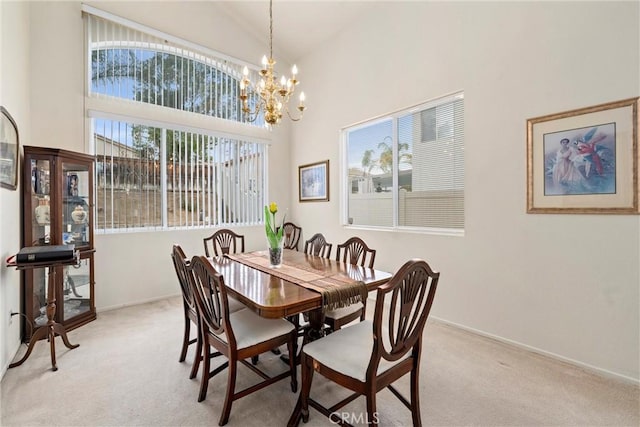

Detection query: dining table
xmin=207 ymin=248 xmax=393 ymax=346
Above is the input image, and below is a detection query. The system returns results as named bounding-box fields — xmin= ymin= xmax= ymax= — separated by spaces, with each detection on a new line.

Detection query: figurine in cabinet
xmin=34 ymin=196 xmax=50 ymax=225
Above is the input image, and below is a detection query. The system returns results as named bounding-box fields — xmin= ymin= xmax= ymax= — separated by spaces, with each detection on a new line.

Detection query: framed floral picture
xmin=0 ymin=106 xmax=19 ymax=191
xmin=299 ymin=160 xmax=329 ymax=202
xmin=527 ymin=97 xmax=639 ymax=214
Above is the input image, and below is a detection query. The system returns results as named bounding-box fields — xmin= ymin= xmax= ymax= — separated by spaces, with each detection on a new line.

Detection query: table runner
xmin=225 ymin=251 xmax=368 ymax=311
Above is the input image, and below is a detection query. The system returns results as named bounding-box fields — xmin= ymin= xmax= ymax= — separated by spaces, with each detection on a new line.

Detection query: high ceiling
xmin=218 ymin=1 xmax=372 ymax=63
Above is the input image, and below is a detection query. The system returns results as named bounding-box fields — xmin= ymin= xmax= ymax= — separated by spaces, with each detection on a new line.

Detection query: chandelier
xmin=240 ymin=0 xmax=306 ymax=126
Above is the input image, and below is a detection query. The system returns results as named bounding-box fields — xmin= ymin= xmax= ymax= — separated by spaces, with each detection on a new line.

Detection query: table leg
xmin=8 ymin=321 xmax=49 ymax=368
xmin=280 ymin=309 xmax=325 ymax=366
xmin=305 ymin=309 xmax=326 ymax=342
xmin=9 ymin=266 xmax=79 ymax=371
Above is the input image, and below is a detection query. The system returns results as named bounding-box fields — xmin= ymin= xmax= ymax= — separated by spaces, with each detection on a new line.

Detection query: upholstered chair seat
xmin=219 ymin=309 xmax=295 ymax=349
xmin=301 ymin=320 xmax=408 ymax=382
xmin=322 ymin=302 xmax=364 ymax=322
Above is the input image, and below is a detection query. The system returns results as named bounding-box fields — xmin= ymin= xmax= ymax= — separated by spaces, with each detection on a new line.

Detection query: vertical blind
xmin=93 ymin=118 xmax=265 ymax=231
xmin=86 ymin=11 xmax=263 ymax=126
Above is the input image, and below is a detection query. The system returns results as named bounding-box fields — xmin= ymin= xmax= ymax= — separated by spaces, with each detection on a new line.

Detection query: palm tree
xmin=376 ymin=136 xmax=412 ymax=173
xmin=361 ymin=149 xmax=376 ymax=174
xmin=91 ymin=48 xmax=240 ymax=162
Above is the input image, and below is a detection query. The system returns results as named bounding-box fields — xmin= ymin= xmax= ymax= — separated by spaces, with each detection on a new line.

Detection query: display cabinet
xmin=21 ymin=146 xmax=96 ymax=341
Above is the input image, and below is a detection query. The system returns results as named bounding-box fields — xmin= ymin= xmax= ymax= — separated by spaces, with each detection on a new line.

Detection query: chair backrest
xmin=335 ymin=237 xmax=376 ymax=269
xmin=280 ymin=222 xmax=302 ymax=250
xmin=203 ymin=229 xmax=245 ymax=257
xmin=188 ymin=255 xmax=237 ymax=347
xmin=171 ymin=244 xmax=197 ymax=315
xmin=303 ymin=233 xmax=332 ymax=259
xmin=370 ymin=259 xmax=439 ymax=370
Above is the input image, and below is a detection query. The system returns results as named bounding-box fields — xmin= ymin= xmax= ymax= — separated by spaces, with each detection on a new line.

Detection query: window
xmin=84 ymin=7 xmax=268 ymax=232
xmin=343 ymin=92 xmax=464 ymax=233
xmin=93 ymin=119 xmax=264 ymax=230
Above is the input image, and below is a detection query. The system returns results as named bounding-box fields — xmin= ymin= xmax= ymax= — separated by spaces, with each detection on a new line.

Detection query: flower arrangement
xmin=265 ymin=202 xmax=285 ymax=249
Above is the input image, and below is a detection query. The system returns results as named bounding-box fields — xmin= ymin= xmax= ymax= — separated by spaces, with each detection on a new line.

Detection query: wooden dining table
xmin=207 ymin=249 xmax=393 ymax=341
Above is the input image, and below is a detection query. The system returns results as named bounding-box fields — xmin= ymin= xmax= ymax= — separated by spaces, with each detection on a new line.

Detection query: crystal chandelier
xmin=240 ymin=0 xmax=306 ymax=126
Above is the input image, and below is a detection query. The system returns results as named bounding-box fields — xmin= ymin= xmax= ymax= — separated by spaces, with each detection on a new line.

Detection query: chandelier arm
xmin=284 ymin=104 xmax=303 ymax=122
xmin=242 ymin=97 xmax=266 ymax=123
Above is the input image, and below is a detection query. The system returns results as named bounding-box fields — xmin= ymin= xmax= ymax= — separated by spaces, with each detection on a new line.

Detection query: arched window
xmin=85 ymin=8 xmax=268 ymax=232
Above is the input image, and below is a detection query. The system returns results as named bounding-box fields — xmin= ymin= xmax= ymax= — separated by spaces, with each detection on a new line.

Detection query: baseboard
xmin=2 ymin=335 xmax=26 ymax=382
xmin=430 ymin=315 xmax=639 ymax=386
xmin=97 ymin=293 xmax=180 ymax=313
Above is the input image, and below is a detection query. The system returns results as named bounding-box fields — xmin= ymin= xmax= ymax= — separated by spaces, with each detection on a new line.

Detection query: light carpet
xmin=1 ymin=297 xmax=638 ymax=426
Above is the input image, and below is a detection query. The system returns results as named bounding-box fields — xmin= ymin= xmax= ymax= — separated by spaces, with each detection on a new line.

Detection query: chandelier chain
xmin=269 ymin=0 xmax=273 ymax=59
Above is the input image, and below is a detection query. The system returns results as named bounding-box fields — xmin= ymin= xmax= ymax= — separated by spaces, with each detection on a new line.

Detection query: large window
xmin=84 ymin=7 xmax=268 ymax=232
xmin=93 ymin=119 xmax=264 ymax=230
xmin=343 ymin=92 xmax=464 ymax=233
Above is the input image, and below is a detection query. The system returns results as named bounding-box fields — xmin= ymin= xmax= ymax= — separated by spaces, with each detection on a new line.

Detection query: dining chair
xmin=171 ymin=244 xmax=202 ymax=379
xmin=189 ymin=255 xmax=298 ymax=426
xmin=323 ymin=236 xmax=377 ymax=331
xmin=287 ymin=259 xmax=440 ymax=427
xmin=279 ymin=222 xmax=302 ymax=250
xmin=171 ymin=245 xmax=245 ymax=379
xmin=203 ymin=229 xmax=245 ymax=257
xmin=303 ymin=233 xmax=332 ymax=259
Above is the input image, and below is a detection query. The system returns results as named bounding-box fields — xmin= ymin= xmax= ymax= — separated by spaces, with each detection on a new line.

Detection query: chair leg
xmin=219 ymin=357 xmax=237 ymax=426
xmin=300 ymin=354 xmax=314 ymax=423
xmin=411 ymin=366 xmax=422 ymax=427
xmin=365 ymin=389 xmax=378 ymax=426
xmin=287 ymin=332 xmax=297 ymax=393
xmin=198 ymin=341 xmax=211 ymax=402
xmin=189 ymin=324 xmax=202 ymax=379
xmin=179 ymin=314 xmax=190 ymax=362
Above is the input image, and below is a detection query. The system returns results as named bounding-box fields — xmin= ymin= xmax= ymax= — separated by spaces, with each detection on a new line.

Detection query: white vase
xmin=35 ymin=204 xmax=50 ymax=226
xmin=71 ymin=205 xmax=87 ymax=224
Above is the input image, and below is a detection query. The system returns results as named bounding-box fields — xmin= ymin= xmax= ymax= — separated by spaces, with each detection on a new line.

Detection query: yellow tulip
xmin=269 ymin=202 xmax=278 ymax=214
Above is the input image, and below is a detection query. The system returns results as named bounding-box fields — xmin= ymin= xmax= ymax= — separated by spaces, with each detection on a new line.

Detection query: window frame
xmin=341 ymin=91 xmax=465 ymax=236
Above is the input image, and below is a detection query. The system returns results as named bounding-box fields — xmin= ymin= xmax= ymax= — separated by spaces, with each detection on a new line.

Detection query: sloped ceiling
xmin=217 ymin=1 xmax=372 ymax=63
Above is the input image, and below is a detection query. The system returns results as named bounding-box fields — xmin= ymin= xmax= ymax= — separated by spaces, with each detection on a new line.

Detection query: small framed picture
xmin=67 ymin=173 xmax=79 ymax=197
xmin=527 ymin=97 xmax=639 ymax=214
xmin=0 ymin=106 xmax=19 ymax=191
xmin=299 ymin=160 xmax=329 ymax=202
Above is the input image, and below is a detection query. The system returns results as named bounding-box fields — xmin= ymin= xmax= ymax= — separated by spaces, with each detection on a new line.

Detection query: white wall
xmin=291 ymin=1 xmax=639 ymax=381
xmin=0 ymin=0 xmax=30 ymax=377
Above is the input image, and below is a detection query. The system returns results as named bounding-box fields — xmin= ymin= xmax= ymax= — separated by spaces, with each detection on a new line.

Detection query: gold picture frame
xmin=527 ymin=97 xmax=639 ymax=214
xmin=0 ymin=106 xmax=19 ymax=191
xmin=298 ymin=160 xmax=329 ymax=202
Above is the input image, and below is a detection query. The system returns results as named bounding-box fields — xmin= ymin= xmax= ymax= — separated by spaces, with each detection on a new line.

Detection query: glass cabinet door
xmin=62 ymin=256 xmax=92 ymax=323
xmin=30 ymin=268 xmax=49 ymax=328
xmin=29 ymin=158 xmax=52 ymax=245
xmin=61 ymin=162 xmax=91 ymax=249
